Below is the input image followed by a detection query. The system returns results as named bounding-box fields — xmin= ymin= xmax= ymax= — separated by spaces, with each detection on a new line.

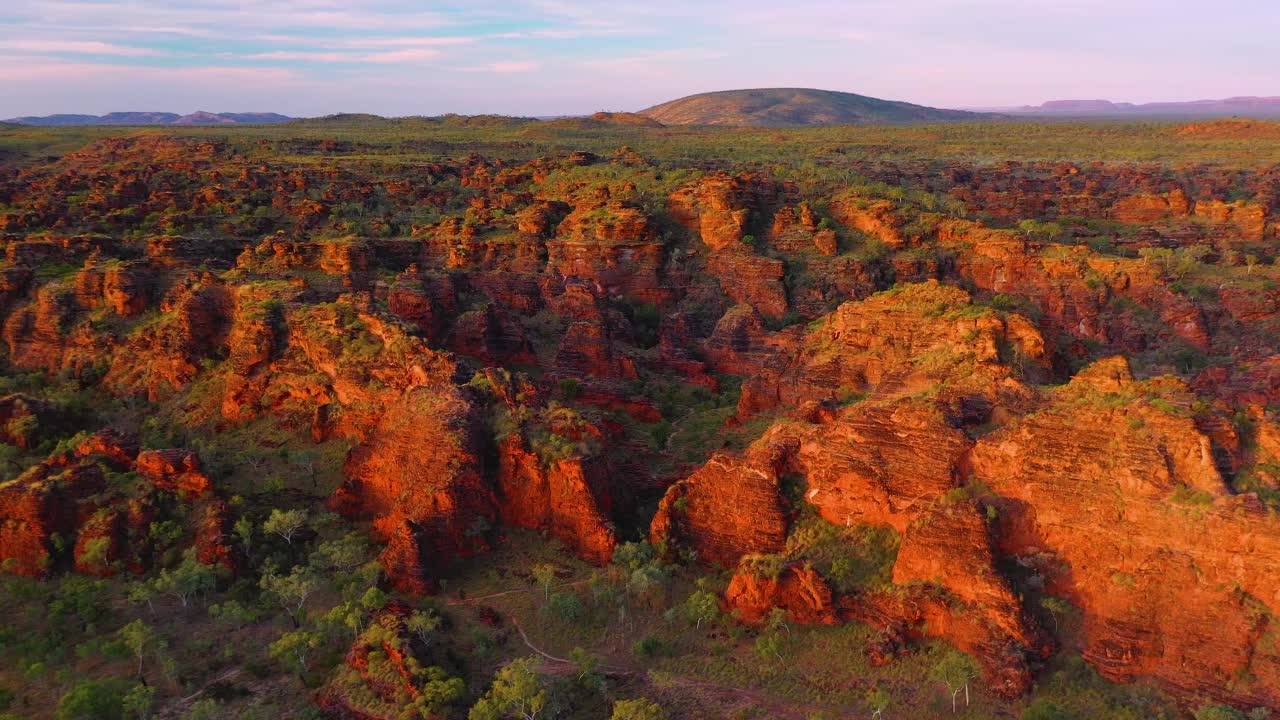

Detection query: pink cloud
xmin=0 ymin=39 xmax=162 ymax=56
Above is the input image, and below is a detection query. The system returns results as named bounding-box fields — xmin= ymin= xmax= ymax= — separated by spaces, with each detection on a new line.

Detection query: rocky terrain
xmin=0 ymin=118 xmax=1277 ymax=719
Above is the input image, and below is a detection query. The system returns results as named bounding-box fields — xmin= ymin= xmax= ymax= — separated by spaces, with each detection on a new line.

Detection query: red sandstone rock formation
xmin=495 ymin=433 xmax=617 ymax=564
xmin=0 ymin=430 xmax=232 ymax=578
xmin=970 ymin=357 xmax=1280 ymax=708
xmin=652 ymin=399 xmax=1047 ymax=695
xmin=316 ymin=605 xmax=460 ymax=719
xmin=737 ymin=282 xmax=1047 ymax=420
xmin=724 ymin=561 xmax=838 ymax=625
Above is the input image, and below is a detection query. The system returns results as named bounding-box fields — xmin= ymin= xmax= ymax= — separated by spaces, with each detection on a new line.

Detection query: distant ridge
xmin=995 ymin=96 xmax=1280 ymax=119
xmin=4 ymin=111 xmax=294 ymax=126
xmin=640 ymin=88 xmax=988 ymax=127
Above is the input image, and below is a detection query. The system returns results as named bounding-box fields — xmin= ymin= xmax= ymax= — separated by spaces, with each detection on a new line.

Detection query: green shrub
xmin=1023 ymin=699 xmax=1079 ymax=720
xmin=544 ymin=592 xmax=585 ymax=623
xmin=55 ymin=678 xmax=133 ymax=720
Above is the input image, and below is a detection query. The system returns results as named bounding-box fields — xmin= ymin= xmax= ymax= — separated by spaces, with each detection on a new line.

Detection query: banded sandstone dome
xmin=640 ymin=87 xmax=986 ymax=127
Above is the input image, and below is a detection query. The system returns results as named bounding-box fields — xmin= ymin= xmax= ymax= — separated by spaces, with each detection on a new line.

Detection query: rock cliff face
xmin=724 ymin=562 xmax=838 ymax=626
xmin=338 ymin=389 xmax=495 ymax=595
xmin=495 ymin=433 xmax=617 ymax=564
xmin=970 ymin=357 xmax=1280 ymax=708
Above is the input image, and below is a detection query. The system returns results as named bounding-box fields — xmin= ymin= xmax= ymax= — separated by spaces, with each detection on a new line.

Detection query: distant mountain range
xmin=983 ymin=96 xmax=1280 ymax=118
xmin=640 ymin=88 xmax=986 ymax=127
xmin=4 ymin=111 xmax=294 ymax=126
xmin=8 ymin=93 xmax=1280 ymax=128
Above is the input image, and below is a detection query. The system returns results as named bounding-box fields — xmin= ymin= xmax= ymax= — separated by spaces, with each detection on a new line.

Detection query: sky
xmin=1 ymin=0 xmax=1278 ymax=118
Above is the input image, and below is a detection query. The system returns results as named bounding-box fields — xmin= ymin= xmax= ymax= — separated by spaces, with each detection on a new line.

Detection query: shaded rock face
xmin=0 ymin=393 xmax=68 ymax=449
xmin=0 ymin=429 xmax=232 ymax=577
xmin=970 ymin=358 xmax=1280 ymax=709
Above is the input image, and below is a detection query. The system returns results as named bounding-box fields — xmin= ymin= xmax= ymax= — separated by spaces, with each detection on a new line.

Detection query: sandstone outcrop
xmin=652 ymin=400 xmax=1047 ymax=695
xmin=970 ymin=357 xmax=1280 ymax=708
xmin=0 ymin=430 xmax=231 ymax=578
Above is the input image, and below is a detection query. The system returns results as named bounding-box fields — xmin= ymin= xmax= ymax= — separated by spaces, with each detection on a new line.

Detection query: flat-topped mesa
xmin=653 ymin=400 xmax=1047 ymax=696
xmin=969 ymin=356 xmax=1280 ymax=707
xmin=737 ymin=281 xmax=1048 ymax=421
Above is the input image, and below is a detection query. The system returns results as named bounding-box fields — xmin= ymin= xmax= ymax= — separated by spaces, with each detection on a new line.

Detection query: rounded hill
xmin=640 ymin=87 xmax=987 ymax=127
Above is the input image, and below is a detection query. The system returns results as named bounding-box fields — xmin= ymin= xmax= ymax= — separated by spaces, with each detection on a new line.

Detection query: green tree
xmin=530 ymin=563 xmax=557 ymax=601
xmin=1022 ymin=699 xmax=1078 ymax=720
xmin=259 ymin=565 xmax=320 ymax=627
xmin=311 ymin=532 xmax=370 ymax=572
xmin=409 ymin=667 xmax=466 ymax=719
xmin=468 ymin=656 xmax=547 ymax=720
xmin=122 ymin=684 xmax=155 ymax=720
xmin=866 ymin=685 xmax=891 ymax=719
xmin=683 ymin=590 xmax=720 ymax=629
xmin=269 ymin=629 xmax=318 ymax=681
xmin=150 ymin=551 xmax=216 ymax=608
xmin=117 ymin=620 xmax=155 ymax=678
xmin=406 ymin=608 xmax=442 ymax=647
xmin=611 ymin=698 xmax=668 ymax=720
xmin=1041 ymin=595 xmax=1072 ymax=631
xmin=232 ymin=516 xmax=254 ymax=557
xmin=263 ymin=508 xmax=308 ymax=545
xmin=569 ymin=647 xmax=603 ymax=693
xmin=544 ymin=592 xmax=585 ymax=623
xmin=1194 ymin=706 xmax=1247 ymax=720
xmin=754 ymin=631 xmax=785 ymax=662
xmin=208 ymin=599 xmax=258 ymax=628
xmin=930 ymin=650 xmax=979 ymax=713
